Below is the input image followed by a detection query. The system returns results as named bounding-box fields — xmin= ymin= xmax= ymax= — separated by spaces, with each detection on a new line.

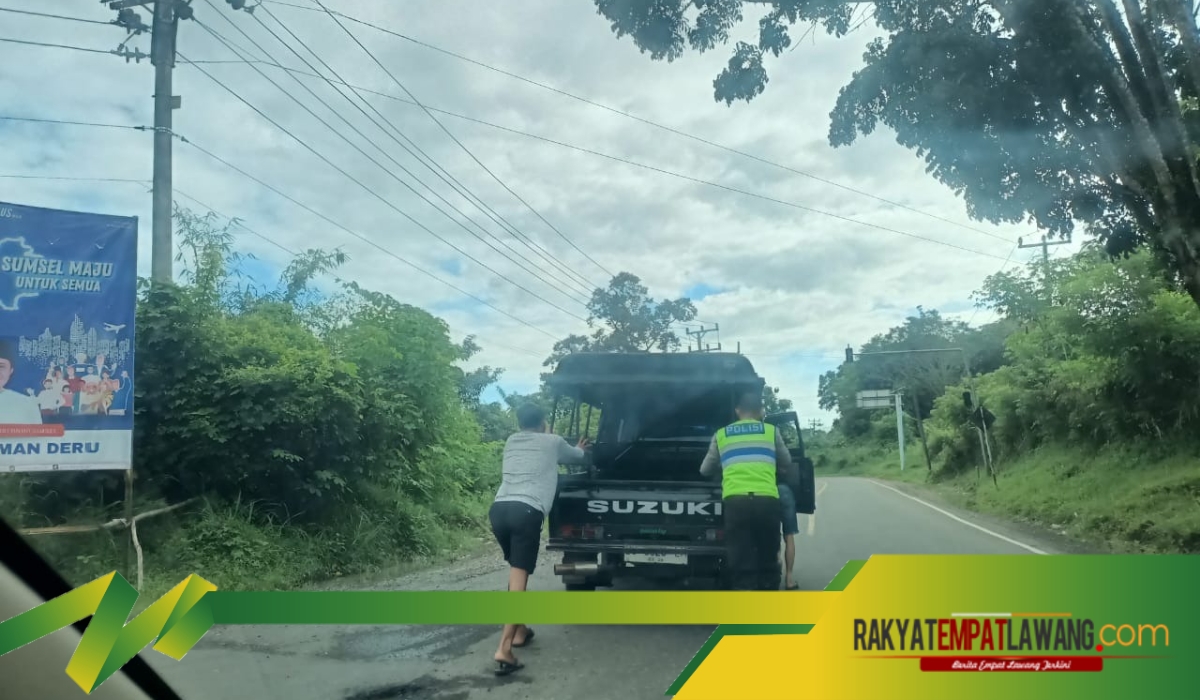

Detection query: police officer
xmin=699 ymin=389 xmax=797 ymax=590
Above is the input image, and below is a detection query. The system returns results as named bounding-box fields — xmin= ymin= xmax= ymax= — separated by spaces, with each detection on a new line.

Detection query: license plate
xmin=626 ymin=553 xmax=687 ymax=566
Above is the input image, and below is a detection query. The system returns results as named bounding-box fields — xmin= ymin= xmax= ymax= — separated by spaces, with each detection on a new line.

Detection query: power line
xmin=0 ymin=169 xmax=551 ymax=357
xmin=267 ymin=0 xmax=1019 ymax=246
xmin=256 ymin=3 xmax=602 ymax=295
xmin=0 ymin=173 xmax=147 ymax=185
xmin=0 ymin=111 xmax=571 ymax=339
xmin=0 ymin=114 xmax=150 ymax=131
xmin=171 ymin=189 xmax=550 ymax=359
xmin=178 ymin=135 xmax=567 ymax=340
xmin=441 ymin=115 xmax=1011 ymax=259
xmin=178 ymin=39 xmax=590 ymax=322
xmin=172 ymin=56 xmax=1008 ymax=262
xmin=223 ymin=3 xmax=597 ymax=302
xmin=308 ymin=0 xmax=617 ymax=280
xmin=0 ymin=36 xmax=116 ymax=55
xmin=966 ymin=243 xmax=1021 ymax=326
xmin=193 ymin=12 xmax=592 ymax=310
xmin=0 ymin=6 xmax=115 ymax=26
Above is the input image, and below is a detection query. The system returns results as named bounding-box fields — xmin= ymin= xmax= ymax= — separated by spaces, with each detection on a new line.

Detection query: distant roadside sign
xmin=856 ymin=390 xmax=894 ymax=409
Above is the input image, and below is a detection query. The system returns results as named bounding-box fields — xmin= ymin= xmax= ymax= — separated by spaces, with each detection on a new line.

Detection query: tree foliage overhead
xmin=594 ymin=0 xmax=1200 ymax=306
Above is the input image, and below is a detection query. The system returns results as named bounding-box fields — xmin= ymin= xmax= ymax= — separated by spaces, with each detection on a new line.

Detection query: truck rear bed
xmin=548 ymin=476 xmax=726 ymax=587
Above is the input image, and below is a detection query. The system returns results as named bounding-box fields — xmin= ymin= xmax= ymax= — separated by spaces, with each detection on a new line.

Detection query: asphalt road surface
xmin=138 ymin=477 xmax=1091 ymax=700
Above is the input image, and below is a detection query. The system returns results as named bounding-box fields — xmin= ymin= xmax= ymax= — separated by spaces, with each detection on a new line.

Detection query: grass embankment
xmin=816 ymin=442 xmax=1200 ymax=554
xmin=11 ymin=493 xmax=497 ymax=610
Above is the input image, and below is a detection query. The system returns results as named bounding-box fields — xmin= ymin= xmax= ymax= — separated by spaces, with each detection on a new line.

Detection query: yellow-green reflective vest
xmin=714 ymin=419 xmax=779 ymax=499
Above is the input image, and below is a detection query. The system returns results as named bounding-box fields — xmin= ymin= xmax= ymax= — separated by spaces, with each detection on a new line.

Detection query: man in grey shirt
xmin=490 ymin=403 xmax=589 ymax=675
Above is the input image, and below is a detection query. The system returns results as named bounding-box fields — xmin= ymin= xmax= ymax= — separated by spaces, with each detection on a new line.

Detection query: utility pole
xmin=106 ymin=0 xmax=191 ymax=283
xmin=686 ymin=323 xmax=721 ymax=352
xmin=150 ymin=0 xmax=181 ymax=283
xmin=1017 ymin=233 xmax=1071 ymax=302
xmin=808 ymin=419 xmax=822 ymax=431
xmin=103 ymin=0 xmax=192 ymax=585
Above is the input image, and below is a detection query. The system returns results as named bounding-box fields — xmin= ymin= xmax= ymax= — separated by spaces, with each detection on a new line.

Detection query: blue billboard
xmin=0 ymin=201 xmax=137 ymax=472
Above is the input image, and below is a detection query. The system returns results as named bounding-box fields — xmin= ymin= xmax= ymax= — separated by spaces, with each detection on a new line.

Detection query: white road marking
xmin=807 ymin=481 xmax=828 ymax=537
xmin=865 ymin=478 xmax=1048 ymax=555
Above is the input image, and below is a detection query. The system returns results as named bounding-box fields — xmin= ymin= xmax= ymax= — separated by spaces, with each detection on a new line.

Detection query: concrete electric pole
xmin=685 ymin=323 xmax=721 ymax=353
xmin=150 ymin=0 xmax=181 ymax=283
xmin=105 ymin=0 xmax=194 ymax=283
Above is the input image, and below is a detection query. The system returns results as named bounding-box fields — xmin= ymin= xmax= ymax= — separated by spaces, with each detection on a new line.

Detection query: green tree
xmin=763 ymin=384 xmax=793 ymax=414
xmin=544 ymin=272 xmax=697 ymax=368
xmin=819 ymin=307 xmax=1007 ymax=430
xmin=594 ymin=0 xmax=1200 ymax=306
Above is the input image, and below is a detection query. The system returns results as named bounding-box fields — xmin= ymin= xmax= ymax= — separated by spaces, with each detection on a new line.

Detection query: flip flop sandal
xmin=494 ymin=660 xmax=525 ymax=677
xmin=513 ymin=629 xmax=535 ymax=648
xmin=786 ymin=583 xmax=800 ymax=590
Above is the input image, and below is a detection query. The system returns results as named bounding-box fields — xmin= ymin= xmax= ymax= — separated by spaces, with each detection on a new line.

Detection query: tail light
xmin=559 ymin=524 xmax=604 ymax=540
xmin=705 ymin=528 xmax=724 ymax=542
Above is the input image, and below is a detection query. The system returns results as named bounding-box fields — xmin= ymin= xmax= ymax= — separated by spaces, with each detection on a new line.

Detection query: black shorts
xmin=489 ymin=501 xmax=544 ymax=574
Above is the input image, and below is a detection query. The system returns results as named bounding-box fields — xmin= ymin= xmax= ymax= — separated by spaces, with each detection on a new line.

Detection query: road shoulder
xmin=827 ymin=475 xmax=1110 ymax=555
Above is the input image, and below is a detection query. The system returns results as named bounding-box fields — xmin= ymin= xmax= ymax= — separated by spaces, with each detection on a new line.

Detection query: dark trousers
xmin=724 ymin=495 xmax=781 ymax=590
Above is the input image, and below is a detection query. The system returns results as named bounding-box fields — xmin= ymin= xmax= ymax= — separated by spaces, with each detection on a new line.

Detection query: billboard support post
xmin=124 ymin=469 xmax=135 ymax=579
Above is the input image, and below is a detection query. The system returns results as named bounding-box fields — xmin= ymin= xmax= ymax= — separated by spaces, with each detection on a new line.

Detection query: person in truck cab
xmin=489 ymin=402 xmax=590 ymax=676
xmin=699 ymin=390 xmax=798 ymax=590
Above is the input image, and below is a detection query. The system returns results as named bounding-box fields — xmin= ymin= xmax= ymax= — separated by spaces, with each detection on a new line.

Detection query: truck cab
xmin=544 ymin=352 xmax=816 ymax=590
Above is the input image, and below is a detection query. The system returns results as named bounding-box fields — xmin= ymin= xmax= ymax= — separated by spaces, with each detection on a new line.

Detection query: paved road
xmin=140 ymin=477 xmax=1084 ymax=700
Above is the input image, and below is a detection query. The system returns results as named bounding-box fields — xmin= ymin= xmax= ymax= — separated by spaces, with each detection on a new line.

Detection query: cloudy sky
xmin=0 ymin=0 xmax=1079 ymax=423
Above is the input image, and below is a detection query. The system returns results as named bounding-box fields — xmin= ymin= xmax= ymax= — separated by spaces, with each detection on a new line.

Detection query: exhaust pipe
xmin=554 ymin=562 xmax=602 ymax=575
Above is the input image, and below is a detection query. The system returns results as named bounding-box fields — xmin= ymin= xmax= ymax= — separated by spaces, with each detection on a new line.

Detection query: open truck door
xmin=764 ymin=410 xmax=816 ymax=515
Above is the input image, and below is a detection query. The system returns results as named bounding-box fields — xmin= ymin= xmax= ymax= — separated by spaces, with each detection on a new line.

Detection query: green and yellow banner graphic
xmin=1 ymin=555 xmax=1196 ymax=697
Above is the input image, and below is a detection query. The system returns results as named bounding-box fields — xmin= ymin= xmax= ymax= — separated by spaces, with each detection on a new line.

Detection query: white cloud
xmin=0 ymin=0 xmax=1056 ymax=423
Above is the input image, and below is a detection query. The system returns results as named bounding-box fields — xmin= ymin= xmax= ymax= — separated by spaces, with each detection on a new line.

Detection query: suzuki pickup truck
xmin=544 ymin=352 xmax=816 ymax=590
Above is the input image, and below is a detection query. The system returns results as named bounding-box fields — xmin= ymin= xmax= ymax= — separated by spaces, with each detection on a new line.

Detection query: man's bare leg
xmin=496 ymin=567 xmax=530 ymax=664
xmin=784 ymin=534 xmax=797 ymax=588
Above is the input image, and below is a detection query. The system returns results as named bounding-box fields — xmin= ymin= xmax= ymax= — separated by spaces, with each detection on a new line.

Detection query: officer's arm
xmin=775 ymin=431 xmax=798 ymax=487
xmin=699 ymin=436 xmax=720 ymax=477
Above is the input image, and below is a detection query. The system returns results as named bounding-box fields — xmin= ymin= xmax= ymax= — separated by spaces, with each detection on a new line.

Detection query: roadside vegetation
xmin=0 ymin=207 xmax=711 ymax=600
xmin=814 ymin=245 xmax=1200 ymax=554
xmin=1 ymin=208 xmax=510 ymax=599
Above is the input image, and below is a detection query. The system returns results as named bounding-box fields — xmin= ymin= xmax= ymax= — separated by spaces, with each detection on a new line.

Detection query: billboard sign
xmin=0 ymin=201 xmax=137 ymax=472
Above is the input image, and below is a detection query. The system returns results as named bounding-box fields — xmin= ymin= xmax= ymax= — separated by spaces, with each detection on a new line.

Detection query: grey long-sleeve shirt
xmin=494 ymin=431 xmax=588 ymax=515
xmin=699 ymin=427 xmax=798 ymax=491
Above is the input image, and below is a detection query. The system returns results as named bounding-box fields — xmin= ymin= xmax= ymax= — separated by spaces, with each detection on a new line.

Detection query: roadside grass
xmin=817 ymin=441 xmax=1200 ymax=554
xmin=6 ymin=488 xmax=498 ymax=613
xmin=814 ymin=441 xmax=930 ymax=486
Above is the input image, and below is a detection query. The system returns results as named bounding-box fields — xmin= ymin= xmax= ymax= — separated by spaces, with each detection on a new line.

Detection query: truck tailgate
xmin=549 ymin=477 xmax=723 ymax=549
